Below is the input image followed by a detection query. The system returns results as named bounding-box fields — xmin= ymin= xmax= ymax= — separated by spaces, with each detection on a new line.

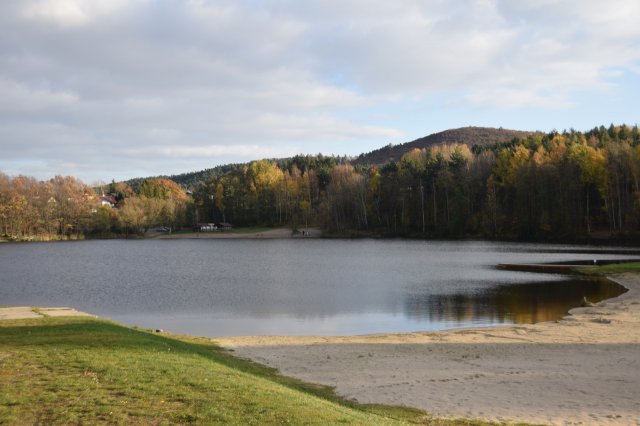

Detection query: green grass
xmin=0 ymin=317 xmax=498 ymax=425
xmin=575 ymin=261 xmax=640 ymax=275
xmin=227 ymin=226 xmax=275 ymax=234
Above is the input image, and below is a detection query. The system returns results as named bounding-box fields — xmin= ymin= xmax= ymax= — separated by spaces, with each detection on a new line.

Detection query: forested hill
xmin=127 ymin=127 xmax=532 ymax=189
xmin=126 ymin=163 xmax=243 ymax=191
xmin=352 ymin=127 xmax=533 ymax=165
xmin=4 ymin=124 xmax=640 ymax=242
xmin=125 ymin=155 xmax=353 ymax=190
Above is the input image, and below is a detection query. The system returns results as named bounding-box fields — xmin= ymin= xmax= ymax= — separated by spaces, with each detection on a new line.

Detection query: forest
xmin=1 ymin=124 xmax=640 ymax=241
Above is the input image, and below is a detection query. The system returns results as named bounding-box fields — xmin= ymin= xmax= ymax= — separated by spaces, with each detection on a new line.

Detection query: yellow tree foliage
xmin=138 ymin=178 xmax=188 ymax=202
xmin=568 ymin=143 xmax=607 ymax=193
xmin=494 ymin=145 xmax=531 ymax=186
xmin=248 ymin=160 xmax=284 ymax=191
xmin=398 ymin=148 xmax=427 ymax=177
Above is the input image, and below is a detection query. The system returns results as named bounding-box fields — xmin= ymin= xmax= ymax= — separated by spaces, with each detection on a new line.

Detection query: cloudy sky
xmin=1 ymin=0 xmax=639 ymax=183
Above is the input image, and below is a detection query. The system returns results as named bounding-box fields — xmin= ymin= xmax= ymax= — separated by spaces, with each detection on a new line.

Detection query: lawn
xmin=575 ymin=261 xmax=640 ymax=275
xmin=227 ymin=226 xmax=274 ymax=234
xmin=0 ymin=316 xmax=485 ymax=425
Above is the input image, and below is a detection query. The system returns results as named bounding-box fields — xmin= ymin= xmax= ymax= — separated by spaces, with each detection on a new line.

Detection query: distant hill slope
xmin=125 ymin=127 xmax=533 ymax=189
xmin=352 ymin=126 xmax=534 ymax=165
xmin=125 ymin=163 xmax=242 ymax=190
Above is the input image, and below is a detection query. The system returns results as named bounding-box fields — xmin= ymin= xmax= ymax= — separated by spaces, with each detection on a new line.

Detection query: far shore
xmin=153 ymin=227 xmax=322 ymax=239
xmin=217 ymin=273 xmax=640 ymax=425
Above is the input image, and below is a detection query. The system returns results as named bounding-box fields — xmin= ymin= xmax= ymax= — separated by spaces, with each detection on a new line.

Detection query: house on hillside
xmin=99 ymin=195 xmax=117 ymax=208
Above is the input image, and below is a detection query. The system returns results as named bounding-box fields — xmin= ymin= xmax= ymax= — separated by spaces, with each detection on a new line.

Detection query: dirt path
xmin=217 ymin=274 xmax=640 ymax=425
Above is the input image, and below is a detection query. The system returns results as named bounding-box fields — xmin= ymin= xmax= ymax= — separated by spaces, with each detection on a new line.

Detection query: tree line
xmin=0 ymin=175 xmax=192 ymax=240
xmin=1 ymin=124 xmax=639 ymax=241
xmin=189 ymin=125 xmax=640 ymax=240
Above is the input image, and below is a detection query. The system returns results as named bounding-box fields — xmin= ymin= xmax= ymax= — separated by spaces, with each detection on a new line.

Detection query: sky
xmin=1 ymin=0 xmax=639 ymax=183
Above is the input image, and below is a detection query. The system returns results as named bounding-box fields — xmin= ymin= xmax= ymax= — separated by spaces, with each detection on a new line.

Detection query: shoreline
xmin=153 ymin=227 xmax=322 ymax=239
xmin=3 ymin=274 xmax=639 ymax=424
xmin=217 ymin=273 xmax=638 ymax=346
xmin=217 ymin=274 xmax=640 ymax=425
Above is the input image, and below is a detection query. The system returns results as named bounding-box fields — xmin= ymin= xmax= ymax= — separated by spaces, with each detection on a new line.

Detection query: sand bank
xmin=217 ymin=274 xmax=640 ymax=425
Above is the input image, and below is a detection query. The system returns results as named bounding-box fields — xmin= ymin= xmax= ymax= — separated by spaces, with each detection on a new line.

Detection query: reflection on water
xmin=405 ymin=278 xmax=626 ymax=325
xmin=0 ymin=239 xmax=636 ymax=336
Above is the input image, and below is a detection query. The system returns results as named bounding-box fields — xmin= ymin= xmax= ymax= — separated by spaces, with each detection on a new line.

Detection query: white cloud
xmin=125 ymin=144 xmax=301 ymax=160
xmin=464 ymin=89 xmax=575 ymax=109
xmin=0 ymin=0 xmax=639 ymax=181
xmin=289 ymin=0 xmax=640 ymax=107
xmin=0 ymin=77 xmax=79 ymax=113
xmin=254 ymin=113 xmax=403 ymax=140
xmin=21 ymin=0 xmax=131 ymax=27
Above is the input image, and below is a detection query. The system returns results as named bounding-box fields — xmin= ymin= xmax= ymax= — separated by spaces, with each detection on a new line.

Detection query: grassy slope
xmin=576 ymin=262 xmax=640 ymax=275
xmin=0 ymin=317 xmax=491 ymax=425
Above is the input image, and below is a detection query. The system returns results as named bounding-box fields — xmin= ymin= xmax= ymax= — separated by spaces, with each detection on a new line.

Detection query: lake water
xmin=0 ymin=239 xmax=635 ymax=336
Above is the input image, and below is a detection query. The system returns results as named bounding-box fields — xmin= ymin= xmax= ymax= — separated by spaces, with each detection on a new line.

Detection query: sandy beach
xmin=217 ymin=273 xmax=640 ymax=425
xmin=0 ymin=306 xmax=93 ymax=320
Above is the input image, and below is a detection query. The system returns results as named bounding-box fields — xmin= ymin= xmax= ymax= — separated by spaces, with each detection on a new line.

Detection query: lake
xmin=0 ymin=239 xmax=635 ymax=336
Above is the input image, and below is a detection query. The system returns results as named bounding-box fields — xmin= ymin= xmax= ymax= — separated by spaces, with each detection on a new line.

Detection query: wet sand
xmin=217 ymin=274 xmax=640 ymax=425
